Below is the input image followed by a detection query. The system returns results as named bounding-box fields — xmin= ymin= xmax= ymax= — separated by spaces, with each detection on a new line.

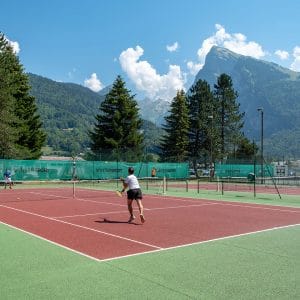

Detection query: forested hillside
xmin=28 ymin=73 xmax=105 ymax=155
xmin=28 ymin=73 xmax=163 ymax=156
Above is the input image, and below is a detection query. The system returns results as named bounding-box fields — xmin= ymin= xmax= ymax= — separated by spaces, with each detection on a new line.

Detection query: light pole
xmin=257 ymin=108 xmax=264 ymax=184
xmin=208 ymin=115 xmax=213 ymax=177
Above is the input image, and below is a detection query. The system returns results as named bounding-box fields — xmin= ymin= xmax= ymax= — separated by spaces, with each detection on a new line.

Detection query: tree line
xmin=160 ymin=74 xmax=256 ymax=167
xmin=89 ymin=75 xmax=257 ymax=165
xmin=1 ymin=30 xmax=256 ymax=163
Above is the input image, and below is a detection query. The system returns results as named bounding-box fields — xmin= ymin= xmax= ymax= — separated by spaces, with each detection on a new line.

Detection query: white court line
xmin=0 ymin=204 xmax=161 ymax=250
xmin=54 ymin=202 xmax=218 ymax=219
xmin=29 ymin=190 xmax=300 ymax=214
xmin=102 ymin=223 xmax=300 ymax=262
xmin=55 ymin=201 xmax=300 ymax=220
xmin=55 ymin=209 xmax=130 ymax=219
xmin=0 ymin=221 xmax=101 ymax=262
xmin=146 ymin=203 xmax=218 ymax=211
xmin=144 ymin=193 xmax=300 ymax=214
xmin=31 ymin=190 xmax=205 ymax=206
xmin=214 ymin=201 xmax=300 ymax=214
xmin=7 ymin=187 xmax=300 ymax=210
xmin=145 ymin=193 xmax=300 ymax=209
xmin=5 ymin=190 xmax=300 ymax=219
xmin=1 ymin=205 xmax=299 ymax=263
xmin=29 ymin=191 xmax=67 ymax=199
xmin=75 ymin=197 xmax=126 ymax=207
xmin=29 ymin=191 xmax=127 ymax=207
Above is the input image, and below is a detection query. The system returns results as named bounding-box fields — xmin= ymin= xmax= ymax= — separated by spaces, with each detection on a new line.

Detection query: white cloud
xmin=84 ymin=73 xmax=104 ymax=92
xmin=187 ymin=61 xmax=203 ymax=76
xmin=166 ymin=42 xmax=179 ymax=52
xmin=119 ymin=45 xmax=185 ymax=101
xmin=8 ymin=40 xmax=20 ymax=54
xmin=188 ymin=24 xmax=265 ymax=75
xmin=290 ymin=46 xmax=300 ymax=71
xmin=275 ymin=50 xmax=289 ymax=60
xmin=3 ymin=36 xmax=20 ymax=54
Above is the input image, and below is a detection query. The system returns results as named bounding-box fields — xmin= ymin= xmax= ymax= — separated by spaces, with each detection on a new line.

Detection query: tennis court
xmin=1 ymin=182 xmax=300 ymax=298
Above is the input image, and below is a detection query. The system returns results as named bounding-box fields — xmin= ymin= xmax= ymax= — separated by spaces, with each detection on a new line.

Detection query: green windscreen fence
xmin=0 ymin=160 xmax=188 ymax=181
xmin=215 ymin=163 xmax=274 ymax=178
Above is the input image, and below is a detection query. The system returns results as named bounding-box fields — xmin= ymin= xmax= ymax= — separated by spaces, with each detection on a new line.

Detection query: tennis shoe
xmin=128 ymin=215 xmax=135 ymax=223
xmin=140 ymin=214 xmax=145 ymax=223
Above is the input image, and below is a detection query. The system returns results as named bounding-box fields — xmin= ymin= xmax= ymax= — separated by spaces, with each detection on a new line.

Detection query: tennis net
xmin=0 ymin=177 xmax=166 ymax=203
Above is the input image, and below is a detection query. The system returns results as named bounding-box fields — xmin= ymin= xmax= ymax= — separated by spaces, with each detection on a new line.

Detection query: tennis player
xmin=151 ymin=167 xmax=157 ymax=177
xmin=3 ymin=169 xmax=13 ymax=189
xmin=121 ymin=167 xmax=145 ymax=224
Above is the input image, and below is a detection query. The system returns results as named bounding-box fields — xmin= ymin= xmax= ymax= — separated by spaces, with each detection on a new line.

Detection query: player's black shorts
xmin=127 ymin=188 xmax=143 ymax=200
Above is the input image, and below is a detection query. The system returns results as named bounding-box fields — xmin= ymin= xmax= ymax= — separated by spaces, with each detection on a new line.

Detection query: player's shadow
xmin=95 ymin=218 xmax=140 ymax=225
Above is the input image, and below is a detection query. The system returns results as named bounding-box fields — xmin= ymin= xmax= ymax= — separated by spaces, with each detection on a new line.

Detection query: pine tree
xmin=214 ymin=73 xmax=244 ymax=160
xmin=89 ymin=75 xmax=143 ymax=160
xmin=235 ymin=136 xmax=258 ymax=160
xmin=0 ymin=32 xmax=46 ymax=159
xmin=187 ymin=79 xmax=217 ymax=168
xmin=0 ymin=35 xmax=18 ymax=158
xmin=160 ymin=90 xmax=189 ymax=162
xmin=13 ymin=71 xmax=46 ymax=159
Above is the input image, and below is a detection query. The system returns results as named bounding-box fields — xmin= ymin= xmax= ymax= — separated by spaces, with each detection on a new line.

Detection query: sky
xmin=2 ymin=0 xmax=300 ymax=102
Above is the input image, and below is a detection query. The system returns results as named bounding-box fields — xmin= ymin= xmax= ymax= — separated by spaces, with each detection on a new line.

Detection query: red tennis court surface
xmin=1 ymin=188 xmax=300 ymax=260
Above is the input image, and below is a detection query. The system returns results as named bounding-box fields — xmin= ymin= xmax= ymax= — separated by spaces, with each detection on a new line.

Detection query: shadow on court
xmin=95 ymin=219 xmax=140 ymax=225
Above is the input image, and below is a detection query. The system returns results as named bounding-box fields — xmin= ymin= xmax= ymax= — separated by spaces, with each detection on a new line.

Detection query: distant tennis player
xmin=121 ymin=167 xmax=145 ymax=224
xmin=3 ymin=169 xmax=13 ymax=189
xmin=151 ymin=167 xmax=156 ymax=177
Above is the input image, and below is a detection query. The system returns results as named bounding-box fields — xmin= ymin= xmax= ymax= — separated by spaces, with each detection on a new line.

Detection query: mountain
xmin=137 ymin=97 xmax=170 ymax=125
xmin=28 ymin=45 xmax=300 ymax=159
xmin=194 ymin=46 xmax=300 ymax=158
xmin=98 ymin=85 xmax=112 ymax=96
xmin=28 ymin=73 xmax=162 ymax=156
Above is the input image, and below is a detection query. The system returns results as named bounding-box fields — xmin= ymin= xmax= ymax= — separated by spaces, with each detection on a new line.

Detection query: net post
xmin=162 ymin=176 xmax=166 ymax=194
xmin=221 ymin=180 xmax=224 ymax=195
xmin=253 ymin=139 xmax=257 ymax=198
xmin=197 ymin=179 xmax=200 ymax=193
xmin=253 ymin=157 xmax=256 ymax=198
xmin=72 ymin=180 xmax=75 ymax=198
xmin=263 ymin=157 xmax=282 ymax=199
xmin=186 ymin=180 xmax=188 ymax=192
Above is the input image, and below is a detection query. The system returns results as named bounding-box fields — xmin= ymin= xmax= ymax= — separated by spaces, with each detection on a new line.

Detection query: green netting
xmin=0 ymin=159 xmax=73 ymax=181
xmin=215 ymin=163 xmax=274 ymax=178
xmin=0 ymin=160 xmax=188 ymax=181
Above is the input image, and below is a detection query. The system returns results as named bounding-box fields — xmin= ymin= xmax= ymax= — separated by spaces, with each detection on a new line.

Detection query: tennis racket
xmin=115 ymin=190 xmax=123 ymax=197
